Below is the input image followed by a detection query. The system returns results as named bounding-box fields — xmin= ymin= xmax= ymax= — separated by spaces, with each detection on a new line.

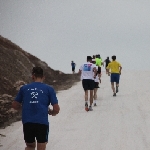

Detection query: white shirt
xmin=92 ymin=65 xmax=98 ymax=80
xmin=94 ymin=75 xmax=99 ymax=82
xmin=80 ymin=62 xmax=96 ymax=80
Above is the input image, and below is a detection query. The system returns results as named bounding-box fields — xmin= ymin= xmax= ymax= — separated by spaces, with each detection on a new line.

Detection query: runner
xmin=106 ymin=55 xmax=122 ymax=96
xmin=12 ymin=67 xmax=60 ymax=150
xmin=95 ymin=54 xmax=103 ymax=83
xmin=103 ymin=57 xmax=111 ymax=75
xmin=71 ymin=61 xmax=76 ymax=74
xmin=92 ymin=55 xmax=96 ymax=59
xmin=79 ymin=56 xmax=97 ymax=111
xmin=92 ymin=59 xmax=99 ymax=106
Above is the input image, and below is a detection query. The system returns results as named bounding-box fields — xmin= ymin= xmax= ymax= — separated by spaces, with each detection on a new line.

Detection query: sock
xmin=94 ymin=100 xmax=96 ymax=103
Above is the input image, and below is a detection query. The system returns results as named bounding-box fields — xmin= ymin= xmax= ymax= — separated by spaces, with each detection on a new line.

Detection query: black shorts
xmin=23 ymin=123 xmax=49 ymax=143
xmin=82 ymin=79 xmax=94 ymax=91
xmin=97 ymin=67 xmax=101 ymax=74
xmin=72 ymin=67 xmax=75 ymax=71
xmin=94 ymin=82 xmax=99 ymax=88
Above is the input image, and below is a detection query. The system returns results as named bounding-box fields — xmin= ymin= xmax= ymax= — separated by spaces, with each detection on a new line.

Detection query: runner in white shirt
xmin=78 ymin=56 xmax=97 ymax=111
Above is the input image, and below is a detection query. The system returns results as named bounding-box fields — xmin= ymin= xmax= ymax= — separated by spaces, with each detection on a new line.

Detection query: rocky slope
xmin=0 ymin=35 xmax=80 ymax=128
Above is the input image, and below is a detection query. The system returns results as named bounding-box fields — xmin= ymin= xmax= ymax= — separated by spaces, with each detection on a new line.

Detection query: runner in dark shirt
xmin=103 ymin=57 xmax=111 ymax=75
xmin=71 ymin=61 xmax=76 ymax=74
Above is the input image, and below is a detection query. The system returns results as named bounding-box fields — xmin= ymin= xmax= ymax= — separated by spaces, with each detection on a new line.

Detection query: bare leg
xmin=98 ymin=74 xmax=101 ymax=83
xmin=94 ymin=88 xmax=98 ymax=100
xmin=37 ymin=143 xmax=47 ymax=150
xmin=111 ymin=82 xmax=115 ymax=93
xmin=85 ymin=90 xmax=89 ymax=111
xmin=25 ymin=143 xmax=36 ymax=150
xmin=85 ymin=90 xmax=88 ymax=102
xmin=90 ymin=90 xmax=94 ymax=106
xmin=116 ymin=83 xmax=119 ymax=93
xmin=93 ymin=88 xmax=98 ymax=106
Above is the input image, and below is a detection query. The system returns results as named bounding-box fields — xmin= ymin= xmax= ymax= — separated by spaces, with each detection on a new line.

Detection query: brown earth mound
xmin=0 ymin=35 xmax=80 ymax=128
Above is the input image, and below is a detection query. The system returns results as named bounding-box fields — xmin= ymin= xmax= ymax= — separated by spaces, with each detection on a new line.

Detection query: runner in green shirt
xmin=95 ymin=54 xmax=103 ymax=83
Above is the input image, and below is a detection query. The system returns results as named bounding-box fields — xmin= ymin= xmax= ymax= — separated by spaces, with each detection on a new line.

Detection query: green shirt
xmin=95 ymin=58 xmax=102 ymax=67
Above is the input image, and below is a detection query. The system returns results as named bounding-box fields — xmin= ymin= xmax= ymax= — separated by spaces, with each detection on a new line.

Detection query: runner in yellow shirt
xmin=106 ymin=55 xmax=122 ymax=96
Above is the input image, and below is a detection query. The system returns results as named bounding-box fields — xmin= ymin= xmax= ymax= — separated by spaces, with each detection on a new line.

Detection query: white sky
xmin=0 ymin=0 xmax=150 ymax=73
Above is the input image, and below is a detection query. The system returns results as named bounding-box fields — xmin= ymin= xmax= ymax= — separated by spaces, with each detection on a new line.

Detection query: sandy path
xmin=1 ymin=71 xmax=150 ymax=150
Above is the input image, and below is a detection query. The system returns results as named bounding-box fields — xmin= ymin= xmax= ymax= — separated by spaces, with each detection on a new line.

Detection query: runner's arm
xmin=119 ymin=66 xmax=122 ymax=75
xmin=12 ymin=87 xmax=23 ymax=111
xmin=93 ymin=67 xmax=97 ymax=78
xmin=48 ymin=87 xmax=60 ymax=116
xmin=12 ymin=101 xmax=22 ymax=110
xmin=78 ymin=69 xmax=82 ymax=75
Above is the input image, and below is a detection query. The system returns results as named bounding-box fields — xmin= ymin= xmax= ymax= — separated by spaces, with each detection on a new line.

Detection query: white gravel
xmin=1 ymin=70 xmax=150 ymax=150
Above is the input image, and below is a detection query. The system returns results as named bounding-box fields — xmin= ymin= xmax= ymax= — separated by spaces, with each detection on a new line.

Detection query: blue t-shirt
xmin=71 ymin=62 xmax=75 ymax=68
xmin=15 ymin=82 xmax=58 ymax=125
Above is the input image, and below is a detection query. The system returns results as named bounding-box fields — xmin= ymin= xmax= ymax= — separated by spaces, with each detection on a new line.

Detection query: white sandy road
xmin=1 ymin=71 xmax=150 ymax=150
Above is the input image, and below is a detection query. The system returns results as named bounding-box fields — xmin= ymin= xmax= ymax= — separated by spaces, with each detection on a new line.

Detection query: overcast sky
xmin=0 ymin=0 xmax=150 ymax=73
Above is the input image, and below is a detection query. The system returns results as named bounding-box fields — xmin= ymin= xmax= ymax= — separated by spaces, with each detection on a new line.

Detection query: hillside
xmin=0 ymin=35 xmax=80 ymax=128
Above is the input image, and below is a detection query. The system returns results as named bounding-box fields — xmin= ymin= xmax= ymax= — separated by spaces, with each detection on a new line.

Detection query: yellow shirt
xmin=106 ymin=61 xmax=121 ymax=73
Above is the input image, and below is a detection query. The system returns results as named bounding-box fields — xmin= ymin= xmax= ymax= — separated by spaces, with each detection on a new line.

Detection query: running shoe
xmin=94 ymin=103 xmax=97 ymax=106
xmin=89 ymin=106 xmax=93 ymax=111
xmin=85 ymin=103 xmax=89 ymax=111
xmin=113 ymin=93 xmax=116 ymax=96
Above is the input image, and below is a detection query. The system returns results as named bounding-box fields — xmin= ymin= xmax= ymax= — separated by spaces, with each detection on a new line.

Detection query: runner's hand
xmin=48 ymin=108 xmax=57 ymax=116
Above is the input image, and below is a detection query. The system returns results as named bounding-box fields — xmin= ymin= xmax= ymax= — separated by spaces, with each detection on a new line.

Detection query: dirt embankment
xmin=0 ymin=35 xmax=80 ymax=128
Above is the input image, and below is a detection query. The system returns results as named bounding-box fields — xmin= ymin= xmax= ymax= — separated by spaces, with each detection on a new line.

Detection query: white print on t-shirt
xmin=28 ymin=88 xmax=43 ymax=93
xmin=27 ymin=88 xmax=44 ymax=101
xmin=31 ymin=92 xmax=38 ymax=99
xmin=30 ymin=101 xmax=39 ymax=103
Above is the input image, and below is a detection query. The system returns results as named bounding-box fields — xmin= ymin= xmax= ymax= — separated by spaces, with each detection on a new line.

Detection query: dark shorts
xmin=82 ymin=79 xmax=94 ymax=91
xmin=23 ymin=123 xmax=49 ymax=143
xmin=94 ymin=82 xmax=99 ymax=88
xmin=110 ymin=73 xmax=120 ymax=83
xmin=72 ymin=67 xmax=75 ymax=71
xmin=97 ymin=67 xmax=101 ymax=74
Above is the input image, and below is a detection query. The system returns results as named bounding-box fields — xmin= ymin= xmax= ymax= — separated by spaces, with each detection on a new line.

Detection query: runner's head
xmin=107 ymin=57 xmax=109 ymax=59
xmin=112 ymin=55 xmax=116 ymax=61
xmin=87 ymin=56 xmax=92 ymax=62
xmin=92 ymin=59 xmax=96 ymax=64
xmin=32 ymin=67 xmax=44 ymax=80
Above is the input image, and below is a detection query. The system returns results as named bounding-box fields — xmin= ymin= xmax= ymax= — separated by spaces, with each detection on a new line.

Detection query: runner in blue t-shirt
xmin=71 ymin=61 xmax=76 ymax=74
xmin=12 ymin=67 xmax=60 ymax=150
